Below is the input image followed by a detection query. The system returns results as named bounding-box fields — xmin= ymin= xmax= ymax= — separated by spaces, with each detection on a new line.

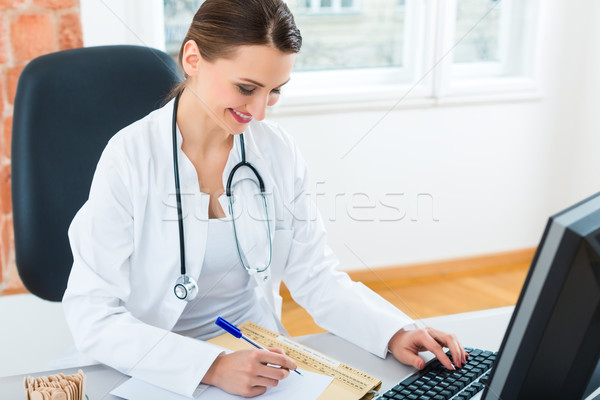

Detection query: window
xmin=436 ymin=0 xmax=540 ymax=97
xmin=160 ymin=0 xmax=541 ymax=110
xmin=290 ymin=0 xmax=406 ymax=72
xmin=164 ymin=0 xmax=408 ymax=72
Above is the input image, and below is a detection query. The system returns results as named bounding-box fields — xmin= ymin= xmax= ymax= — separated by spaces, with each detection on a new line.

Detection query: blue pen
xmin=215 ymin=316 xmax=302 ymax=376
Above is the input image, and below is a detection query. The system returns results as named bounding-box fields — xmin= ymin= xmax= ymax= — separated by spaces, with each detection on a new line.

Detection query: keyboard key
xmin=464 ymin=386 xmax=477 ymax=396
xmin=402 ymin=374 xmax=420 ymax=386
xmin=472 ymin=382 xmax=484 ymax=392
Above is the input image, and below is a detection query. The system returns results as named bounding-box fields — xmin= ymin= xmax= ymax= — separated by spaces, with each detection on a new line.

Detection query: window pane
xmin=164 ymin=0 xmax=406 ymax=72
xmin=288 ymin=0 xmax=406 ymax=71
xmin=164 ymin=0 xmax=204 ymax=58
xmin=453 ymin=0 xmax=502 ymax=63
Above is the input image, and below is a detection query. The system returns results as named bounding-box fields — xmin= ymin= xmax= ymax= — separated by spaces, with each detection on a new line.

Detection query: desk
xmin=0 ymin=307 xmax=513 ymax=398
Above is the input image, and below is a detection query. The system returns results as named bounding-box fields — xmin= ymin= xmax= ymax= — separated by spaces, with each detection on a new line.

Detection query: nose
xmin=246 ymin=95 xmax=268 ymax=121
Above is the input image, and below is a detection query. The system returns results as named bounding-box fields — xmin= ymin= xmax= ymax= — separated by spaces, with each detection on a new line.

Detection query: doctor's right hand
xmin=201 ymin=348 xmax=297 ymax=397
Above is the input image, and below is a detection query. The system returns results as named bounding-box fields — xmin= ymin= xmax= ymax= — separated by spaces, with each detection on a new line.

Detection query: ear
xmin=181 ymin=40 xmax=203 ymax=77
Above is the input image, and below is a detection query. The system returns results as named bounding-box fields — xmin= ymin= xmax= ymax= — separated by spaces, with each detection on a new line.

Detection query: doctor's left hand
xmin=388 ymin=327 xmax=467 ymax=371
xmin=201 ymin=347 xmax=297 ymax=397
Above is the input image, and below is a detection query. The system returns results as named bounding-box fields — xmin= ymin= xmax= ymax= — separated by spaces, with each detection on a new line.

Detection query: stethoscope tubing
xmin=172 ymin=89 xmax=273 ymax=300
xmin=172 ymin=91 xmax=187 ymax=276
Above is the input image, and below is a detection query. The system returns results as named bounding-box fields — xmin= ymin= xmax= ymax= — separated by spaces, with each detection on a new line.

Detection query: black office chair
xmin=11 ymin=45 xmax=181 ymax=301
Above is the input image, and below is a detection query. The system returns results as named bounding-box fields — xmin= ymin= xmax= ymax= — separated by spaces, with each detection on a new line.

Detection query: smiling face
xmin=182 ymin=42 xmax=296 ymax=135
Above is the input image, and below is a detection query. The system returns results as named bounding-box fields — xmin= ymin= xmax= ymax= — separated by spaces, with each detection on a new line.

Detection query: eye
xmin=270 ymin=88 xmax=281 ymax=95
xmin=237 ymin=85 xmax=255 ymax=96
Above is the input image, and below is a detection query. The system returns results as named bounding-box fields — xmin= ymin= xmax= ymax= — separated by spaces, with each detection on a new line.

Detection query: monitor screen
xmin=483 ymin=192 xmax=600 ymax=399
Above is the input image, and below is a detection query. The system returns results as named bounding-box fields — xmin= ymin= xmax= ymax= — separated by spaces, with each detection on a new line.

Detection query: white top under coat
xmin=172 ymin=218 xmax=278 ymax=340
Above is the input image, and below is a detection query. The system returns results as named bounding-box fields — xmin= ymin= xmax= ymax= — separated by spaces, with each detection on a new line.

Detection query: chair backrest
xmin=12 ymin=45 xmax=181 ymax=301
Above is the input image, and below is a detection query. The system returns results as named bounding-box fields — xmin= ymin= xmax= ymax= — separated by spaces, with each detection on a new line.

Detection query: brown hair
xmin=168 ymin=0 xmax=302 ymax=99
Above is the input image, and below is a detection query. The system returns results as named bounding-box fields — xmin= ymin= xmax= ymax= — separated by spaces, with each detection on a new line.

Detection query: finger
xmin=419 ymin=331 xmax=454 ymax=370
xmin=267 ymin=347 xmax=286 ymax=355
xmin=257 ymin=363 xmax=290 ymax=381
xmin=397 ymin=350 xmax=426 ymax=370
xmin=252 ymin=375 xmax=281 ymax=388
xmin=429 ymin=329 xmax=465 ymax=368
xmin=257 ymin=350 xmax=297 ymax=371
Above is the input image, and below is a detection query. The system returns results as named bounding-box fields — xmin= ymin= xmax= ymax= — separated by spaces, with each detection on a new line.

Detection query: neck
xmin=176 ymin=88 xmax=233 ymax=156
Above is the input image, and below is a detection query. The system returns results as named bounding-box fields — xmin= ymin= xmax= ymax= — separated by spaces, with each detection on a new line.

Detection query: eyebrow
xmin=239 ymin=77 xmax=291 ymax=88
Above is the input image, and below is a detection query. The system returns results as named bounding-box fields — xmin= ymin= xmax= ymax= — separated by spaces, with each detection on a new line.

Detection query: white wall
xmin=79 ymin=0 xmax=600 ymax=270
xmin=80 ymin=0 xmax=165 ymax=50
xmin=273 ymin=0 xmax=600 ymax=270
xmin=563 ymin=1 xmax=600 ymax=205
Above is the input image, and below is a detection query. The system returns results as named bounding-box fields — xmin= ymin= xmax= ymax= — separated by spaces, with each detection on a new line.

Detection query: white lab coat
xmin=62 ymin=99 xmax=415 ymax=397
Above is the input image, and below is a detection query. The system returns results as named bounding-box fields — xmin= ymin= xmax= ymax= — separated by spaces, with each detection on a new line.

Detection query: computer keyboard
xmin=375 ymin=347 xmax=497 ymax=400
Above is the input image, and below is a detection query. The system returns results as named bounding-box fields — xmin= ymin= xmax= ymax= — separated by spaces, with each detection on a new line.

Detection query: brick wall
xmin=0 ymin=0 xmax=82 ymax=294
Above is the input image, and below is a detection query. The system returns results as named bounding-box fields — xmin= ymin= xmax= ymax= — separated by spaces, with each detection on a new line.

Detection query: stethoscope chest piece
xmin=174 ymin=275 xmax=198 ymax=302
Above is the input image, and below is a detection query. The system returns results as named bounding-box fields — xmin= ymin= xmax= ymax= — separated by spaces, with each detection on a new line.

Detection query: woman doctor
xmin=62 ymin=0 xmax=466 ymax=397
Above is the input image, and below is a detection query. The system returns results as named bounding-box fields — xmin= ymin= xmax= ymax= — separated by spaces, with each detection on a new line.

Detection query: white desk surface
xmin=0 ymin=306 xmax=513 ymax=399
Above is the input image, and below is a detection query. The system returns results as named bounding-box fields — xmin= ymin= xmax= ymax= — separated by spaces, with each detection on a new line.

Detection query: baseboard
xmin=281 ymin=247 xmax=536 ymax=300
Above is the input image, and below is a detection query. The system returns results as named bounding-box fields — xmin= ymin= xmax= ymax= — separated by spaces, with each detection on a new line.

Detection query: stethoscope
xmin=171 ymin=90 xmax=272 ymax=302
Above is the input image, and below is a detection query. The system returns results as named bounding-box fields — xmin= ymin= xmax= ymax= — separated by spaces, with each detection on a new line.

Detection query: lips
xmin=229 ymin=108 xmax=253 ymax=124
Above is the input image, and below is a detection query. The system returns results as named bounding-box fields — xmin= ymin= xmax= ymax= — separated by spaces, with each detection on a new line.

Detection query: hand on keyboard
xmin=378 ymin=347 xmax=497 ymax=400
xmin=388 ymin=327 xmax=468 ymax=370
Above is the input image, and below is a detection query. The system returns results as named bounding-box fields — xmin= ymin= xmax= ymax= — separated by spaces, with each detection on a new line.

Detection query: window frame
xmin=299 ymin=0 xmax=361 ymax=14
xmin=81 ymin=0 xmax=543 ymax=115
xmin=274 ymin=0 xmax=543 ymax=114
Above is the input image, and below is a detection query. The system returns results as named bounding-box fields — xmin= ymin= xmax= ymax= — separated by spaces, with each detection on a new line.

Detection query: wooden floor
xmin=281 ymin=248 xmax=534 ymax=336
xmin=0 ymin=248 xmax=534 ymax=338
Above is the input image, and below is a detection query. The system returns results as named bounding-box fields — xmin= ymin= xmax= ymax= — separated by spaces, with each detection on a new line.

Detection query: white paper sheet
xmin=110 ymin=377 xmax=208 ymax=400
xmin=110 ymin=369 xmax=333 ymax=400
xmin=198 ymin=369 xmax=333 ymax=399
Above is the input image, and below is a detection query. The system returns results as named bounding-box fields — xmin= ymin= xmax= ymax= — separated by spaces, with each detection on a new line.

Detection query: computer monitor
xmin=483 ymin=192 xmax=600 ymax=399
